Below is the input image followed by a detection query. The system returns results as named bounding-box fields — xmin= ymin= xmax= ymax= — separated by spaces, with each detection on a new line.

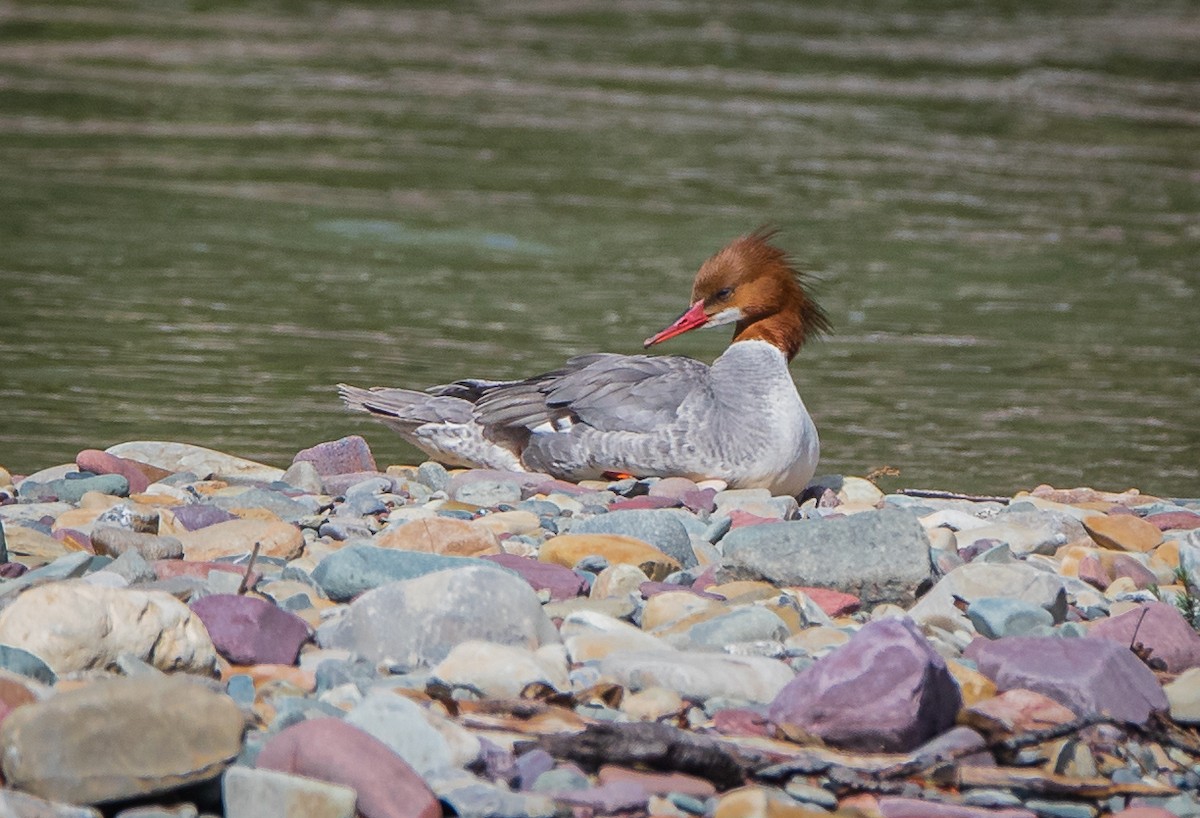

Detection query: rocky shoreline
xmin=0 ymin=436 xmax=1197 ymax=818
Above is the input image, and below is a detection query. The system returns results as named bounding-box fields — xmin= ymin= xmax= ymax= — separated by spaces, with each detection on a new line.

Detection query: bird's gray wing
xmin=473 ymin=353 xmax=710 ymax=435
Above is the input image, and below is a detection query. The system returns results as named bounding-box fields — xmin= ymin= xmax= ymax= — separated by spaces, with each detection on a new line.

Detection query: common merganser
xmin=338 ymin=229 xmax=830 ymax=496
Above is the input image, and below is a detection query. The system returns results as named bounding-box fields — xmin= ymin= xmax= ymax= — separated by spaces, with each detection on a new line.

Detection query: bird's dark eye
xmin=714 ymin=287 xmax=734 ymax=301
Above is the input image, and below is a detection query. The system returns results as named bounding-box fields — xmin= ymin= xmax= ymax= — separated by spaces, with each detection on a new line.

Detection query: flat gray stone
xmin=316 ymin=564 xmax=560 ymax=670
xmin=311 ymin=543 xmax=503 ymax=602
xmin=571 ymin=509 xmax=696 ymax=569
xmin=721 ymin=508 xmax=933 ymax=606
xmin=222 ymin=765 xmax=355 ymax=818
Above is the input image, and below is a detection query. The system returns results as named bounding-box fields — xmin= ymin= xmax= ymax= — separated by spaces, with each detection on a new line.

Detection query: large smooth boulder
xmin=0 ymin=581 xmax=217 ymax=676
xmin=721 ymin=509 xmax=932 ymax=606
xmin=768 ymin=617 xmax=961 ymax=752
xmin=0 ymin=676 xmax=243 ymax=804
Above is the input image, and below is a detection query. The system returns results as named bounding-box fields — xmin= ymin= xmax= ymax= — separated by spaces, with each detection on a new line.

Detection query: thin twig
xmin=899 ymin=488 xmax=1011 ymax=504
xmin=237 ymin=541 xmax=261 ymax=595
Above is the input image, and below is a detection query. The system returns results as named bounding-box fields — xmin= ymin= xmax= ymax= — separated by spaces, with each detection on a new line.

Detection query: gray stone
xmin=909 ymin=562 xmax=1067 ymax=635
xmin=417 ymin=461 xmax=451 ymax=492
xmin=0 ymin=789 xmax=102 ymax=817
xmin=210 ymin=488 xmax=310 ymax=523
xmin=664 ymin=606 xmax=791 ymax=650
xmin=344 ymin=688 xmax=465 ymax=774
xmin=966 ymin=597 xmax=1055 ymax=639
xmin=311 ymin=543 xmax=504 ymax=601
xmin=316 ymin=564 xmax=560 ymax=670
xmin=572 ymin=509 xmax=696 ymax=569
xmin=101 ymin=549 xmax=158 ymax=585
xmin=18 ymin=474 xmax=129 ymax=504
xmin=0 ymin=645 xmax=56 ymax=684
xmin=91 ymin=526 xmax=184 ymax=561
xmin=222 ymin=765 xmax=356 ymax=818
xmin=722 ymin=509 xmax=933 ymax=606
xmin=0 ymin=676 xmax=244 ymax=804
xmin=280 ymin=460 xmax=324 ymax=494
xmin=451 ymin=478 xmax=523 ymax=507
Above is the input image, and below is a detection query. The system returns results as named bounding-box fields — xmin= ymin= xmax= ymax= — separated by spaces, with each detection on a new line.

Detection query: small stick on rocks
xmin=899 ymin=488 xmax=1011 ymax=504
xmin=237 ymin=542 xmax=261 ymax=596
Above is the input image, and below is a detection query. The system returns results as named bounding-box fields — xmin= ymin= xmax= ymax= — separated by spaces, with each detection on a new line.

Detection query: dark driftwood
xmin=534 ymin=722 xmax=747 ymax=790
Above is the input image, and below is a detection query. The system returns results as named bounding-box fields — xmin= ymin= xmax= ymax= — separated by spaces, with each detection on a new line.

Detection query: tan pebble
xmin=621 ymin=686 xmax=685 ymax=722
xmin=384 ymin=464 xmax=419 ymax=478
xmin=833 ymin=501 xmax=880 ymax=515
xmin=927 ymin=527 xmax=957 ymax=551
xmin=229 ymin=507 xmax=287 ymax=524
xmin=1107 ymin=599 xmax=1144 ymax=616
xmin=591 ymin=563 xmax=650 ymax=599
xmin=1103 ymin=576 xmax=1139 ymax=599
xmin=540 ymin=533 xmax=679 ymax=581
xmin=176 ymin=518 xmax=303 ymax=561
xmin=1084 ymin=514 xmax=1162 ymax=552
xmin=641 ymin=591 xmax=725 ymax=631
xmin=474 ymin=509 xmax=541 ymax=537
xmin=1056 ymin=543 xmax=1098 ymax=577
xmin=432 ymin=640 xmax=569 ymax=698
xmin=708 ymin=580 xmax=778 ymax=604
xmin=3 ymin=524 xmax=72 ymax=558
xmin=713 ymin=785 xmax=832 ymax=818
xmin=0 ymin=465 xmax=12 ymax=487
xmin=188 ymin=480 xmax=229 ymax=496
xmin=50 ymin=507 xmax=103 ymax=534
xmin=127 ymin=492 xmax=182 ymax=507
xmin=78 ymin=491 xmax=123 ymax=511
xmin=1151 ymin=539 xmax=1181 ymax=570
xmin=838 ymin=476 xmax=883 ymax=505
xmin=1165 ymin=667 xmax=1200 ymax=724
xmin=373 ymin=516 xmax=499 ymax=556
xmin=945 ymin=659 xmax=997 ymax=707
xmin=762 ymin=601 xmax=806 ymax=635
xmin=785 ymin=625 xmax=850 ymax=657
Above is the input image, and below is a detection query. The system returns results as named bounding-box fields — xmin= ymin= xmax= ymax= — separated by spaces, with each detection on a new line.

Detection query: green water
xmin=1 ymin=1 xmax=1197 ymax=496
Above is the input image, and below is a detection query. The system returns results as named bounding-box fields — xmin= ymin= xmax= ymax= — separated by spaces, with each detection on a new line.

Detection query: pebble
xmin=0 ymin=675 xmax=242 ymax=804
xmin=768 ymin=617 xmax=960 ymax=752
xmin=0 ymin=581 xmax=217 ymax=675
xmin=0 ymin=440 xmax=1196 ymax=817
xmin=223 ymin=765 xmax=356 ymax=818
xmin=721 ymin=508 xmax=933 ymax=606
xmin=175 ymin=517 xmax=303 ymax=561
xmin=539 ymin=533 xmax=680 ymax=580
xmin=256 ymin=717 xmax=440 ymax=818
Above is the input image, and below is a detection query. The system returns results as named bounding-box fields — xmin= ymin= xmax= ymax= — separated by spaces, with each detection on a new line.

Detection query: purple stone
xmin=768 ymin=617 xmax=961 ymax=752
xmin=608 ymin=495 xmax=681 ymax=511
xmin=190 ymin=594 xmax=311 ymax=665
xmin=171 ymin=504 xmax=237 ymax=532
xmin=480 ymin=554 xmax=588 ymax=600
xmin=681 ymin=488 xmax=717 ymax=515
xmin=964 ymin=634 xmax=1168 ymax=725
xmin=257 ymin=717 xmax=439 ymax=818
xmin=1087 ymin=601 xmax=1200 ymax=673
xmin=0 ymin=563 xmax=28 ymax=579
xmin=293 ymin=435 xmax=377 ymax=477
